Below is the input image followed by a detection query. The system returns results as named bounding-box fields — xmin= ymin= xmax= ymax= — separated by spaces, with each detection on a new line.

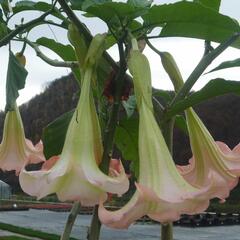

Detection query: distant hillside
xmin=0 ymin=73 xmax=240 ymax=197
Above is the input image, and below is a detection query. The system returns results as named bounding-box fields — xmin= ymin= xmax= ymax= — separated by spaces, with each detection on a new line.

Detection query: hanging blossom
xmin=157 ymin=50 xmax=240 ymax=202
xmin=19 ymin=34 xmax=129 ymax=206
xmin=177 ymin=108 xmax=240 ymax=201
xmin=0 ymin=105 xmax=45 ymax=174
xmin=98 ymin=39 xmax=211 ymax=229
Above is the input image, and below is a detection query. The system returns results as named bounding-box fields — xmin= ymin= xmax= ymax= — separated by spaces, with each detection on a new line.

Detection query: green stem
xmin=160 ymin=118 xmax=175 ymax=240
xmin=88 ymin=206 xmax=102 ymax=240
xmin=161 ymin=223 xmax=173 ymax=240
xmin=60 ymin=201 xmax=81 ymax=240
xmin=100 ymin=40 xmax=127 ymax=173
xmin=87 ymin=41 xmax=127 ymax=240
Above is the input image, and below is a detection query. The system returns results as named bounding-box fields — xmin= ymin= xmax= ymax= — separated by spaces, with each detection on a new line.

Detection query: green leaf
xmin=193 ymin=0 xmax=221 ymax=11
xmin=69 ymin=0 xmax=85 ymax=8
xmin=36 ymin=37 xmax=76 ymax=61
xmin=15 ymin=0 xmax=35 ymax=8
xmin=122 ymin=95 xmax=136 ymax=118
xmin=1 ymin=0 xmax=10 ymax=16
xmin=13 ymin=1 xmax=66 ymax=21
xmin=152 ymin=89 xmax=174 ymax=107
xmin=127 ymin=0 xmax=152 ymax=8
xmin=115 ymin=117 xmax=139 ymax=176
xmin=175 ymin=115 xmax=188 ymax=135
xmin=143 ymin=2 xmax=240 ymax=48
xmin=81 ymin=0 xmax=111 ymax=11
xmin=84 ymin=2 xmax=148 ymax=25
xmin=5 ymin=51 xmax=28 ymax=111
xmin=42 ymin=110 xmax=74 ymax=159
xmin=0 ymin=21 xmax=7 ymax=39
xmin=36 ymin=37 xmax=81 ymax=80
xmin=166 ymin=78 xmax=240 ymax=119
xmin=207 ymin=58 xmax=240 ymax=73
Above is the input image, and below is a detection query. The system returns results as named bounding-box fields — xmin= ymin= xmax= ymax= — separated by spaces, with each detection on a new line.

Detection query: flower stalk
xmin=60 ymin=201 xmax=81 ymax=240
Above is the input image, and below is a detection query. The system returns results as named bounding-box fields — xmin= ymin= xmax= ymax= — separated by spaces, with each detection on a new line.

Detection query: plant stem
xmin=101 ymin=40 xmax=127 ymax=172
xmin=161 ymin=223 xmax=173 ymax=240
xmin=87 ymin=41 xmax=127 ymax=240
xmin=88 ymin=206 xmax=102 ymax=240
xmin=60 ymin=201 xmax=81 ymax=240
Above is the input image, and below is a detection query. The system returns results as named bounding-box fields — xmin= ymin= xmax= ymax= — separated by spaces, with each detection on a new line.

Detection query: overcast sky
xmin=0 ymin=0 xmax=240 ymax=110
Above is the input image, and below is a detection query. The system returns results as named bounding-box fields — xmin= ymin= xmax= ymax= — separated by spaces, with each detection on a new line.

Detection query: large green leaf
xmin=152 ymin=89 xmax=174 ymax=108
xmin=175 ymin=115 xmax=188 ymax=135
xmin=143 ymin=2 xmax=240 ymax=48
xmin=0 ymin=0 xmax=10 ymax=16
xmin=70 ymin=0 xmax=84 ymax=7
xmin=122 ymin=95 xmax=136 ymax=118
xmin=127 ymin=0 xmax=152 ymax=8
xmin=207 ymin=58 xmax=240 ymax=73
xmin=115 ymin=117 xmax=139 ymax=176
xmin=36 ymin=37 xmax=76 ymax=61
xmin=13 ymin=1 xmax=66 ymax=21
xmin=0 ymin=21 xmax=7 ymax=39
xmin=165 ymin=78 xmax=240 ymax=120
xmin=42 ymin=110 xmax=74 ymax=159
xmin=81 ymin=0 xmax=111 ymax=11
xmin=193 ymin=0 xmax=221 ymax=11
xmin=5 ymin=51 xmax=28 ymax=111
xmin=36 ymin=37 xmax=81 ymax=81
xmin=84 ymin=2 xmax=148 ymax=25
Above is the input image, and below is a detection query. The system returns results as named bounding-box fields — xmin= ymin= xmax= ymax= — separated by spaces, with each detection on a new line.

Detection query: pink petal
xmin=99 ymin=182 xmax=210 ymax=228
xmin=25 ymin=139 xmax=45 ymax=164
xmin=41 ymin=156 xmax=59 ymax=170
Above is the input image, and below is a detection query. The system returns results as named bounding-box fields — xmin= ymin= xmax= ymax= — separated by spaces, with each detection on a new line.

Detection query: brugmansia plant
xmin=0 ymin=0 xmax=240 ymax=240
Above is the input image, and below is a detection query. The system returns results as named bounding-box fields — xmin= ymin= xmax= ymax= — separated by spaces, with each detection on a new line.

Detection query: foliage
xmin=5 ymin=52 xmax=28 ymax=111
xmin=208 ymin=58 xmax=240 ymax=73
xmin=143 ymin=2 xmax=240 ymax=48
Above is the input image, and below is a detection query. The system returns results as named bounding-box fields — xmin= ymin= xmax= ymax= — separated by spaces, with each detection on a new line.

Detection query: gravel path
xmin=0 ymin=210 xmax=239 ymax=240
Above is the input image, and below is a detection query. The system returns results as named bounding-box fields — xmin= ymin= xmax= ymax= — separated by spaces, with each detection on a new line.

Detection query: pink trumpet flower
xmin=0 ymin=106 xmax=45 ymax=174
xmin=19 ymin=34 xmax=129 ymax=206
xmin=178 ymin=108 xmax=240 ymax=201
xmin=98 ymin=40 xmax=211 ymax=229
